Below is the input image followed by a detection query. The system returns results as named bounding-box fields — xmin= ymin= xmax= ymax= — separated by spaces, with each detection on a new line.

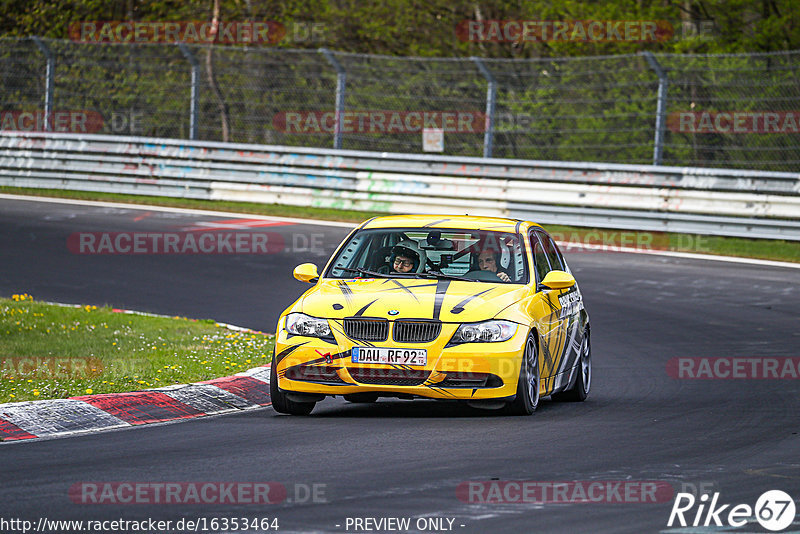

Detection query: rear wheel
xmin=552 ymin=327 xmax=591 ymax=402
xmin=505 ymin=333 xmax=540 ymax=415
xmin=270 ymin=353 xmax=316 ymax=415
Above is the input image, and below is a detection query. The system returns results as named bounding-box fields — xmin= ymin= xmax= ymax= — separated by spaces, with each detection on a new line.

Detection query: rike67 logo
xmin=668 ymin=490 xmax=797 ymax=531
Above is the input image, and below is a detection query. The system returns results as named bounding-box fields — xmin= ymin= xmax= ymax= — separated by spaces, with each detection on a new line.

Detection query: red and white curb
xmin=0 ymin=365 xmax=272 ymax=442
xmin=0 ymin=306 xmax=274 ymax=442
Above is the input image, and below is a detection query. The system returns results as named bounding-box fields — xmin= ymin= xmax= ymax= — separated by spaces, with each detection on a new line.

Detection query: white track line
xmin=2 ymin=193 xmax=798 ymax=270
xmin=0 ymin=193 xmax=356 ymax=228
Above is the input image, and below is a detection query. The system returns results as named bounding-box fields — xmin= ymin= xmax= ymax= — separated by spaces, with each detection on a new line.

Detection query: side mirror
xmin=293 ymin=263 xmax=320 ymax=283
xmin=539 ymin=270 xmax=575 ymax=290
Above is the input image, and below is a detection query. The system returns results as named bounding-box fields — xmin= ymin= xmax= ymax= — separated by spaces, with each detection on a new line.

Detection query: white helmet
xmin=390 ymin=240 xmax=427 ymax=273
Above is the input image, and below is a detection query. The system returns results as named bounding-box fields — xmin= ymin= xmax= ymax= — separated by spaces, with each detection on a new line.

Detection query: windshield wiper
xmin=337 ymin=267 xmax=476 ymax=282
xmin=416 ymin=270 xmax=478 ymax=282
xmin=337 ymin=267 xmax=392 ymax=278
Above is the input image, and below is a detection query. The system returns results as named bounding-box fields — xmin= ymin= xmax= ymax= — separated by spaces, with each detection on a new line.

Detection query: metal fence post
xmin=178 ymin=43 xmax=199 ymax=140
xmin=320 ymin=48 xmax=346 ymax=150
xmin=31 ymin=37 xmax=55 ymax=132
xmin=471 ymin=57 xmax=496 ymax=159
xmin=641 ymin=51 xmax=668 ymax=166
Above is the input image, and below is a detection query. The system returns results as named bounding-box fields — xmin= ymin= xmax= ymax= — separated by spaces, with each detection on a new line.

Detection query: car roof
xmin=360 ymin=214 xmax=541 ymax=233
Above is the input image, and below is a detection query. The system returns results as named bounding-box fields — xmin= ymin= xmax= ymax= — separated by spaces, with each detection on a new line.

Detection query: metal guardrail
xmin=1 ymin=131 xmax=799 ymax=241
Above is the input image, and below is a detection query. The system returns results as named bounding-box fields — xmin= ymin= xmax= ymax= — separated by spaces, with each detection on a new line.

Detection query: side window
xmin=529 ymin=232 xmax=552 ymax=283
xmin=538 ymin=232 xmax=566 ymax=272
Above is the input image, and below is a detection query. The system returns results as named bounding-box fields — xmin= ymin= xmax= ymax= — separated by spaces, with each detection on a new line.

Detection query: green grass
xmin=0 ymin=294 xmax=274 ymax=403
xmin=2 ymin=186 xmax=799 ymax=262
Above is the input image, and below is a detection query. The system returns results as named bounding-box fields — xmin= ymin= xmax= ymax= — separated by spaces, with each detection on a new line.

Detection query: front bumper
xmin=273 ymin=322 xmax=526 ymax=401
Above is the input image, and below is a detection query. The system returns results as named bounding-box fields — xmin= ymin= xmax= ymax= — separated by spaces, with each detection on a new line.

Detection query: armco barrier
xmin=1 ymin=131 xmax=799 ymax=240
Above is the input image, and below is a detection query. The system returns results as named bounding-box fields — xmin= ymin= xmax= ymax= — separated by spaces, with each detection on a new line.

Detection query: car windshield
xmin=325 ymin=228 xmax=529 ymax=284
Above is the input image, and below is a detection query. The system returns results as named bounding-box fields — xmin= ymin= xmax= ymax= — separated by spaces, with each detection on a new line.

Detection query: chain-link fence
xmin=1 ymin=37 xmax=799 ymax=171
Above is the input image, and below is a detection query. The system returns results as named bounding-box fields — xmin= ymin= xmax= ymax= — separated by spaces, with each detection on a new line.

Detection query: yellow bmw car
xmin=271 ymin=215 xmax=590 ymax=415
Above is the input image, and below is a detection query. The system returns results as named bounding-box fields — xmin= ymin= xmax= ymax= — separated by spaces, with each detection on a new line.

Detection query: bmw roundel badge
xmin=388 ymin=310 xmax=399 ymax=316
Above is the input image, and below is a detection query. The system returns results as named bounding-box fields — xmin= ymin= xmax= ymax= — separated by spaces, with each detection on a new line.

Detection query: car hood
xmin=297 ymin=278 xmax=529 ymax=323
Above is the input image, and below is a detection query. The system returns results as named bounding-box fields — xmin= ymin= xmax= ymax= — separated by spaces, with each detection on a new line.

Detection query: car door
xmin=538 ymin=230 xmax=585 ymax=382
xmin=527 ymin=230 xmax=574 ymax=391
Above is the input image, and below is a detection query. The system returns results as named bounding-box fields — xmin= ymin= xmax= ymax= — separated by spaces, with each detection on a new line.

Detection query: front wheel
xmin=505 ymin=333 xmax=540 ymax=415
xmin=270 ymin=354 xmax=316 ymax=415
xmin=552 ymin=327 xmax=591 ymax=402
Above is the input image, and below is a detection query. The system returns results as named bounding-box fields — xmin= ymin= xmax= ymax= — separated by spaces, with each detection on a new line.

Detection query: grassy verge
xmin=0 ymin=294 xmax=274 ymax=403
xmin=2 ymin=186 xmax=798 ymax=263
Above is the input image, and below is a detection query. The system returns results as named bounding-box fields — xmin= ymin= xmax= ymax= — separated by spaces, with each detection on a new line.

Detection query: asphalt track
xmin=1 ymin=196 xmax=800 ymax=534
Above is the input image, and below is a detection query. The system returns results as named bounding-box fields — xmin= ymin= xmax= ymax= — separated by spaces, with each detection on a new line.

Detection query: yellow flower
xmin=85 ymin=388 xmax=93 ymax=394
xmin=33 ymin=390 xmax=40 ymax=396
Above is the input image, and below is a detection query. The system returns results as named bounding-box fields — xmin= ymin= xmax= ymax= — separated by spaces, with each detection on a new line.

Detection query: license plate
xmin=351 ymin=347 xmax=427 ymax=366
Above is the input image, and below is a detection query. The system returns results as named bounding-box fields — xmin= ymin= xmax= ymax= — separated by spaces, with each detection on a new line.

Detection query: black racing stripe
xmin=380 ymin=281 xmax=439 ymax=291
xmin=450 ymin=288 xmax=494 ymax=314
xmin=425 ymin=385 xmax=457 ymax=398
xmin=377 ymin=280 xmax=436 ymax=301
xmin=423 ymin=218 xmax=452 ymax=228
xmin=540 ymin=338 xmax=555 ymax=375
xmin=432 ymin=279 xmax=451 ymax=320
xmin=337 ymin=280 xmax=354 ymax=307
xmin=354 ymin=298 xmax=378 ymax=317
xmin=276 ymin=341 xmax=309 ymax=363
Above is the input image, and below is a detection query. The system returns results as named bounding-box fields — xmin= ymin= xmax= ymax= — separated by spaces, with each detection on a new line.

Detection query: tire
xmin=270 ymin=353 xmax=316 ymax=415
xmin=505 ymin=333 xmax=540 ymax=415
xmin=552 ymin=327 xmax=591 ymax=402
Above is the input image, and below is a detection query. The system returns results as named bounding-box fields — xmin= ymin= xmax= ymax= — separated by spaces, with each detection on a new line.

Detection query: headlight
xmin=286 ymin=313 xmax=332 ymax=339
xmin=450 ymin=320 xmax=517 ymax=344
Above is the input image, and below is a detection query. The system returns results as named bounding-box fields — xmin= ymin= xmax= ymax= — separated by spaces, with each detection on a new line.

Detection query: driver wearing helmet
xmin=389 ymin=240 xmax=426 ymax=273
